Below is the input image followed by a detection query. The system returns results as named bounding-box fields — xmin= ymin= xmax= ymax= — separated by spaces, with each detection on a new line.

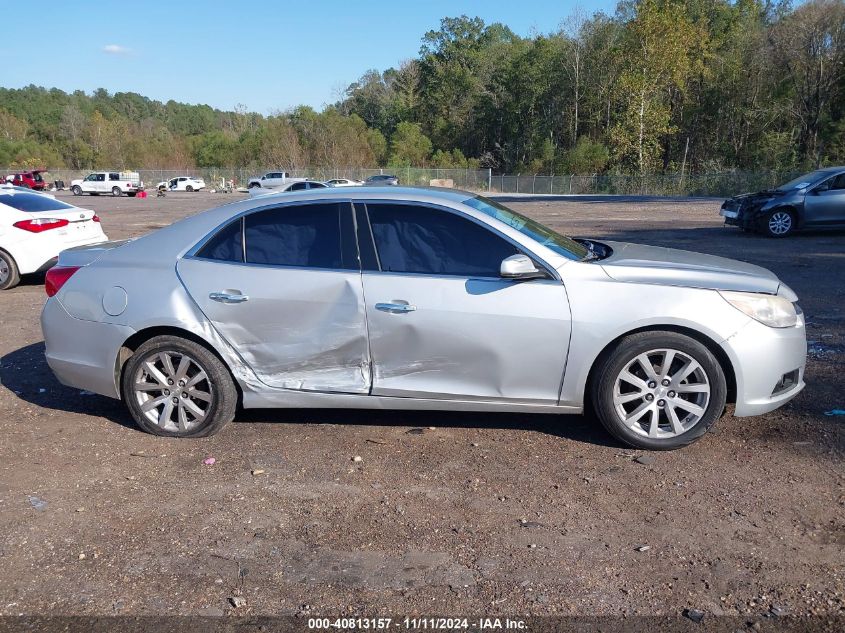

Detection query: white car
xmin=0 ymin=185 xmax=107 ymax=290
xmin=156 ymin=176 xmax=206 ymax=192
xmin=326 ymin=178 xmax=363 ymax=187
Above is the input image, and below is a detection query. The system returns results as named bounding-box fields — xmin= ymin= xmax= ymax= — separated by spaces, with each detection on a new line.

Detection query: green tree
xmin=388 ymin=122 xmax=432 ymax=166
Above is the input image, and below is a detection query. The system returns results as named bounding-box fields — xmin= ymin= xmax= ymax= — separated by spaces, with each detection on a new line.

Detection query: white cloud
xmin=102 ymin=44 xmax=131 ymax=55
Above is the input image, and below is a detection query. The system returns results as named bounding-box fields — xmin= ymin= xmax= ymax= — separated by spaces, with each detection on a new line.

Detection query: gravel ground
xmin=0 ymin=190 xmax=842 ymax=620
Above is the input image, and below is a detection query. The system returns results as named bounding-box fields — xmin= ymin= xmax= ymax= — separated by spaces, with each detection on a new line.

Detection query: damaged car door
xmin=177 ymin=201 xmax=371 ymax=393
xmin=358 ymin=202 xmax=572 ymax=404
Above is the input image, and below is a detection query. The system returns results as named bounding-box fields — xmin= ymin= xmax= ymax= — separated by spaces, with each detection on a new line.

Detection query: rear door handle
xmin=209 ymin=291 xmax=249 ymax=304
xmin=375 ymin=302 xmax=416 ymax=313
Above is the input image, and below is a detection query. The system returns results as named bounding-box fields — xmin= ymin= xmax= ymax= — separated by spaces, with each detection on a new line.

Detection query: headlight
xmin=719 ymin=290 xmax=798 ymax=328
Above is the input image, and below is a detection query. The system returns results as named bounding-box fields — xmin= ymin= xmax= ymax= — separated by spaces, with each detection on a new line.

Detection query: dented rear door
xmin=177 ymin=201 xmax=370 ymax=393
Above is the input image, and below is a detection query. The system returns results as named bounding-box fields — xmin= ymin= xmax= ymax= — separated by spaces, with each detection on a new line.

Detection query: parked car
xmin=41 ymin=187 xmax=805 ymax=450
xmin=364 ymin=174 xmax=399 ymax=186
xmin=248 ymin=180 xmax=328 ymax=197
xmin=5 ymin=169 xmax=48 ymax=191
xmin=157 ymin=176 xmax=206 ymax=192
xmin=70 ymin=172 xmax=143 ymax=197
xmin=326 ymin=178 xmax=364 ymax=187
xmin=247 ymin=172 xmax=304 ymax=189
xmin=0 ymin=184 xmax=107 ymax=290
xmin=720 ymin=167 xmax=845 ymax=237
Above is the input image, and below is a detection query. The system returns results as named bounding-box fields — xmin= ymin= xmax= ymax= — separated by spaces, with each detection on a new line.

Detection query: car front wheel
xmin=185 ymin=185 xmax=194 ymax=192
xmin=71 ymin=185 xmax=82 ymax=196
xmin=591 ymin=331 xmax=727 ymax=450
xmin=112 ymin=186 xmax=122 ymax=197
xmin=762 ymin=210 xmax=795 ymax=237
xmin=121 ymin=335 xmax=237 ymax=437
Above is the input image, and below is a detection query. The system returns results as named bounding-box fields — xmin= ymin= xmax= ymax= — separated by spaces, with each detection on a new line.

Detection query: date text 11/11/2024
xmin=308 ymin=618 xmax=528 ymax=630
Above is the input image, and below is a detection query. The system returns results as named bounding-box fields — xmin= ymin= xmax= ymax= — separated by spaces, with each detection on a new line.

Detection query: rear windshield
xmin=0 ymin=192 xmax=76 ymax=212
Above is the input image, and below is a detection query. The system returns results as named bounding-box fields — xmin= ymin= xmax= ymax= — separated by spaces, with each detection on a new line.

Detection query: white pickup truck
xmin=247 ymin=171 xmax=305 ymax=189
xmin=70 ymin=171 xmax=144 ymax=197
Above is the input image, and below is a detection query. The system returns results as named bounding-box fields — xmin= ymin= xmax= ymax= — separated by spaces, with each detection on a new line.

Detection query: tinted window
xmin=0 ymin=192 xmax=77 ymax=212
xmin=197 ymin=218 xmax=243 ymax=262
xmin=308 ymin=182 xmax=327 ymax=189
xmin=289 ymin=182 xmax=309 ymax=191
xmin=366 ymin=203 xmax=519 ymax=277
xmin=245 ymin=203 xmax=347 ymax=269
xmin=109 ymin=173 xmax=119 ymax=181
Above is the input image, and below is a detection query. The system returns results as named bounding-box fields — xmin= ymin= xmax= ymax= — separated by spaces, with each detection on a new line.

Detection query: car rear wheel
xmin=0 ymin=250 xmax=21 ymax=290
xmin=762 ymin=210 xmax=795 ymax=238
xmin=185 ymin=185 xmax=194 ymax=192
xmin=591 ymin=331 xmax=727 ymax=450
xmin=111 ymin=187 xmax=122 ymax=197
xmin=121 ymin=335 xmax=237 ymax=438
xmin=248 ymin=182 xmax=259 ymax=188
xmin=71 ymin=185 xmax=82 ymax=196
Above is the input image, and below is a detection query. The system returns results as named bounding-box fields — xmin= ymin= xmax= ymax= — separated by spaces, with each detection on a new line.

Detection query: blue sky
xmin=3 ymin=0 xmax=617 ymax=114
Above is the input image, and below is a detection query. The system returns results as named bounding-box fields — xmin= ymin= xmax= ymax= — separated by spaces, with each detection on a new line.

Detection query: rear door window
xmin=365 ymin=203 xmax=519 ymax=277
xmin=244 ymin=203 xmax=352 ymax=269
xmin=196 ymin=218 xmax=244 ymax=262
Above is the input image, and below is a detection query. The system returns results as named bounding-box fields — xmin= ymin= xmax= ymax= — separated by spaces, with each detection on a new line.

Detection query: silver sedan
xmin=41 ymin=188 xmax=807 ymax=449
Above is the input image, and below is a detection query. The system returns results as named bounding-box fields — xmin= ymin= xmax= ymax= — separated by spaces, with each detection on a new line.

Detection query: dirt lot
xmin=0 ymin=190 xmax=842 ymax=621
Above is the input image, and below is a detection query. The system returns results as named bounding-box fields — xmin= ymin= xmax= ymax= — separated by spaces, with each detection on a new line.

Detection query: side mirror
xmin=500 ymin=254 xmax=546 ymax=280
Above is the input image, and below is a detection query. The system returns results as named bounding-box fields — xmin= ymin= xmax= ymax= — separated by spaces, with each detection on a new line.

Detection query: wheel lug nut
xmin=167 ymin=379 xmax=174 ymax=385
xmin=661 ymin=379 xmax=670 ymax=386
xmin=657 ymin=399 xmax=666 ymax=407
xmin=645 ymin=394 xmax=654 ymax=401
xmin=668 ymin=391 xmax=676 ymax=398
xmin=163 ymin=389 xmax=170 ymax=396
xmin=178 ymin=380 xmax=185 ymax=387
xmin=181 ymin=392 xmax=188 ymax=398
xmin=172 ymin=397 xmax=179 ymax=404
xmin=647 ymin=381 xmax=656 ymax=389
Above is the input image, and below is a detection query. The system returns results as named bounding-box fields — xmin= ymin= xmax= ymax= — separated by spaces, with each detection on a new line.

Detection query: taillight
xmin=14 ymin=218 xmax=70 ymax=233
xmin=45 ymin=266 xmax=81 ymax=297
xmin=92 ymin=214 xmax=101 ymax=222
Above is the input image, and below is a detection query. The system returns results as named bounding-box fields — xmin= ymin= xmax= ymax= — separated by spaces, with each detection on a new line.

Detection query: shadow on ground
xmin=0 ymin=341 xmax=621 ymax=448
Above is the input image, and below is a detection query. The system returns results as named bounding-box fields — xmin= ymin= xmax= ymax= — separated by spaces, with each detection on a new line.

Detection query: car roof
xmin=251 ymin=185 xmax=470 ymax=203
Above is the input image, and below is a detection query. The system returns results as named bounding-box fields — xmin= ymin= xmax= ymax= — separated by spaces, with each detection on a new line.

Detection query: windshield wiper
xmin=575 ymin=238 xmax=601 ymax=261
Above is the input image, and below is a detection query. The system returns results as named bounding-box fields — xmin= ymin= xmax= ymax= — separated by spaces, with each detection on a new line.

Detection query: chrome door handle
xmin=375 ymin=302 xmax=416 ymax=313
xmin=209 ymin=291 xmax=249 ymax=304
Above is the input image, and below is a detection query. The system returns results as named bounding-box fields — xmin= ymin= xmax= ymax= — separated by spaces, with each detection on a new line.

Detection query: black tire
xmin=761 ymin=209 xmax=795 ymax=238
xmin=247 ymin=182 xmax=259 ymax=188
xmin=121 ymin=335 xmax=237 ymax=438
xmin=127 ymin=192 xmax=137 ymax=197
xmin=591 ymin=331 xmax=727 ymax=450
xmin=0 ymin=250 xmax=21 ymax=291
xmin=111 ymin=186 xmax=122 ymax=197
xmin=185 ymin=185 xmax=194 ymax=192
xmin=71 ymin=185 xmax=82 ymax=196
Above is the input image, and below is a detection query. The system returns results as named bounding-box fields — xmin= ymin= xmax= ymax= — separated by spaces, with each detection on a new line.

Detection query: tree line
xmin=3 ymin=0 xmax=845 ymax=176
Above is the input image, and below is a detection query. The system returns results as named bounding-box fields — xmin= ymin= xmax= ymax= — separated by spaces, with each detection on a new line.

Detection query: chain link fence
xmin=4 ymin=166 xmax=798 ymax=197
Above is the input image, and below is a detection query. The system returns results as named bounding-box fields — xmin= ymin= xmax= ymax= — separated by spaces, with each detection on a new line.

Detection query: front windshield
xmin=464 ymin=195 xmax=589 ymax=261
xmin=777 ymin=170 xmax=830 ymax=191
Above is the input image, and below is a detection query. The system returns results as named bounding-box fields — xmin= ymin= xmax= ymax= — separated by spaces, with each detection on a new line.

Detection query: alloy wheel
xmin=0 ymin=260 xmax=9 ymax=285
xmin=612 ymin=348 xmax=711 ymax=439
xmin=132 ymin=350 xmax=214 ymax=433
xmin=768 ymin=211 xmax=793 ymax=235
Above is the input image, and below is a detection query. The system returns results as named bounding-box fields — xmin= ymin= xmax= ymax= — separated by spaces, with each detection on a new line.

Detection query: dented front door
xmin=362 ymin=274 xmax=571 ymax=404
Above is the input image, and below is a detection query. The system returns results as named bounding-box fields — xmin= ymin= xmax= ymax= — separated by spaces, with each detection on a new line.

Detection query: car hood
xmin=598 ymin=241 xmax=782 ymax=294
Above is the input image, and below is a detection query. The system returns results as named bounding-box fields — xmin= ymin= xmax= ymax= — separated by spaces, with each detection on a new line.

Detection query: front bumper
xmin=721 ymin=314 xmax=807 ymax=416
